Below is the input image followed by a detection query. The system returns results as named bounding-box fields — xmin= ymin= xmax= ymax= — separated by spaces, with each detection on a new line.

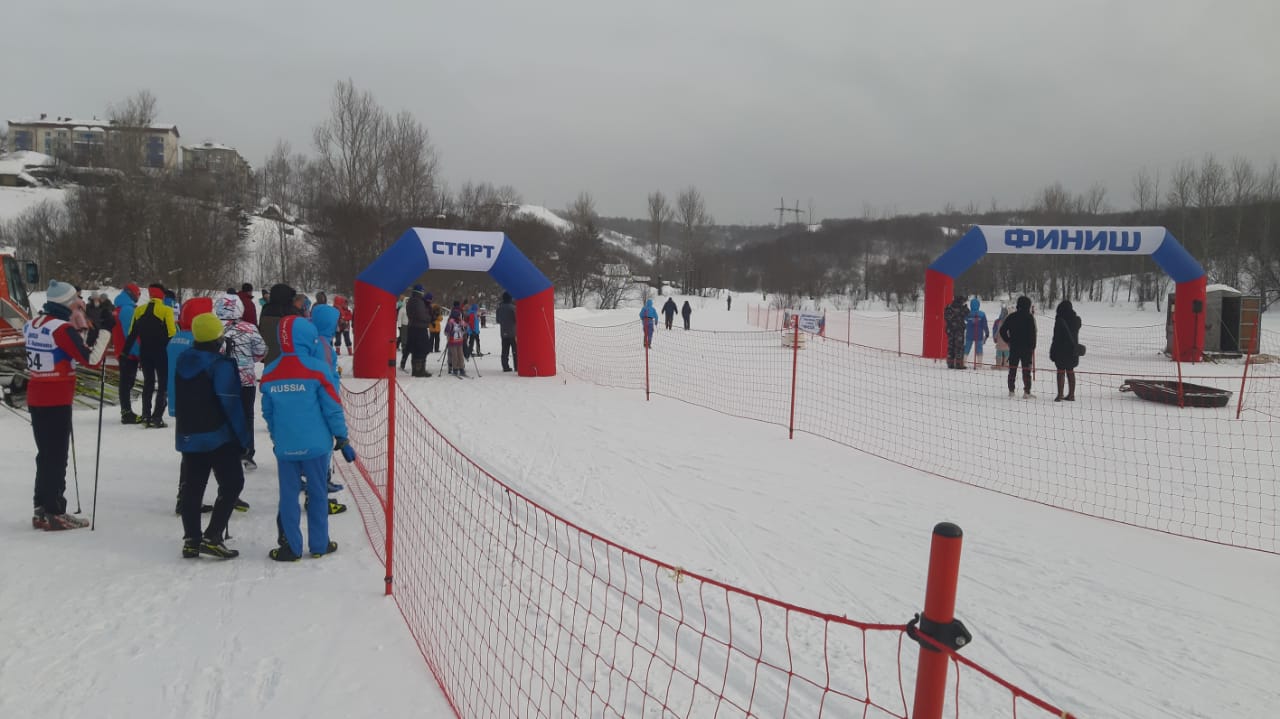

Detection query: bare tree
xmin=312 ymin=79 xmax=386 ymax=208
xmin=1132 ymin=167 xmax=1161 ymax=213
xmin=675 ymin=186 xmax=714 ymax=293
xmin=380 ymin=110 xmax=441 ymax=234
xmin=1194 ymin=153 xmax=1227 ymax=258
xmin=106 ymin=90 xmax=160 ymax=173
xmin=1081 ymin=182 xmax=1108 ymax=215
xmin=646 ymin=191 xmax=673 ymax=286
xmin=1167 ymin=159 xmax=1196 ymax=246
xmin=1226 ymin=156 xmax=1257 ymax=287
xmin=559 ymin=192 xmax=605 ymax=307
xmin=1257 ymin=160 xmax=1280 ymax=304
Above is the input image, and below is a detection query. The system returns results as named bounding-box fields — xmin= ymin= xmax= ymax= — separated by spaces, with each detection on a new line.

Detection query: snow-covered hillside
xmin=0 ymin=186 xmax=67 ymax=222
xmin=515 ymin=204 xmax=651 ymax=264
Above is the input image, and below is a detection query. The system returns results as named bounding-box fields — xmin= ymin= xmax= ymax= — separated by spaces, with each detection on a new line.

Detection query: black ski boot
xmin=269 ymin=544 xmax=302 ymax=562
xmin=311 ymin=541 xmax=338 ymax=558
xmin=121 ymin=410 xmax=140 ymax=425
xmin=234 ymin=499 xmax=250 ymax=512
xmin=199 ymin=538 xmax=239 ymax=559
xmin=182 ymin=538 xmax=200 ymax=559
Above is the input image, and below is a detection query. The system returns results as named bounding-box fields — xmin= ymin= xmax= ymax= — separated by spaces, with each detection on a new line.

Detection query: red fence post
xmin=1172 ymin=314 xmax=1185 ymax=408
xmin=912 ymin=522 xmax=965 ymax=719
xmin=788 ymin=319 xmax=799 ymax=439
xmin=1236 ymin=349 xmax=1253 ymax=420
xmin=384 ymin=349 xmax=398 ymax=596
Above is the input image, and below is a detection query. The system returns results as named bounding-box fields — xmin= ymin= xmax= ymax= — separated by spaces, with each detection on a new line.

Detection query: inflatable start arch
xmin=352 ymin=228 xmax=556 ymax=378
xmin=924 ymin=225 xmax=1207 ymax=362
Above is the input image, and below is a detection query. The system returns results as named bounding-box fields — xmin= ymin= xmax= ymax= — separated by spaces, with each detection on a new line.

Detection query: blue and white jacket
xmin=309 ymin=304 xmax=341 ymax=383
xmin=260 ymin=316 xmax=348 ymax=462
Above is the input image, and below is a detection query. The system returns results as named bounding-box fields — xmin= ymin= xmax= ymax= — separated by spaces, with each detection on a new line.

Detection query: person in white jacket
xmin=397 ymin=296 xmax=410 ymax=371
xmin=215 ymin=293 xmax=267 ymax=470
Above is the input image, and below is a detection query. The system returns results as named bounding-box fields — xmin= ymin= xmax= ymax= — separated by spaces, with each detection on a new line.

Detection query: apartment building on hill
xmin=6 ymin=114 xmax=181 ymax=170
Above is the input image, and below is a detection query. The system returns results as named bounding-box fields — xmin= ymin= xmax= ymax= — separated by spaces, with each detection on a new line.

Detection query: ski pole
xmin=70 ymin=423 xmax=82 ymax=514
xmin=470 ymin=344 xmax=482 ymax=378
xmin=91 ymin=352 xmax=108 ymax=530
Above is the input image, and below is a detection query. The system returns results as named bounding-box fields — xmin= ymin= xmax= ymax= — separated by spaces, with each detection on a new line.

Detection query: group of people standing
xmin=640 ymin=296 xmax=694 ymax=348
xmin=24 ymin=279 xmax=357 ymax=563
xmin=397 ymin=288 xmax=518 ymax=377
xmin=945 ymin=294 xmax=1084 ymax=401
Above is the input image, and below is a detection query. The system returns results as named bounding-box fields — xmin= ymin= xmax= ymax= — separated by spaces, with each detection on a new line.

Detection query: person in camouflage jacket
xmin=943 ymin=296 xmax=970 ymax=369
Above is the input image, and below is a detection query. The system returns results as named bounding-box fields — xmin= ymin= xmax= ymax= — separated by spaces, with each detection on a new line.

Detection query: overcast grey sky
xmin=6 ymin=0 xmax=1278 ymax=224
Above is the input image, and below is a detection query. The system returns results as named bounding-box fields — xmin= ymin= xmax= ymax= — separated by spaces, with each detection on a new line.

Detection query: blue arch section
xmin=927 ymin=227 xmax=988 ymax=278
xmin=1150 ymin=231 xmax=1204 ymax=283
xmin=356 ymin=228 xmax=552 ymax=299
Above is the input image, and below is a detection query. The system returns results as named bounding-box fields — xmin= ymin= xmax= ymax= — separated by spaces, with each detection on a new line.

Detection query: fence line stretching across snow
xmin=558 ymin=316 xmax=1278 ymax=555
xmin=336 ymin=378 xmax=1078 ymax=718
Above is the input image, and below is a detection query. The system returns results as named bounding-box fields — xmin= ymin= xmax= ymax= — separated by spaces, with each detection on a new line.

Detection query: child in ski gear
xmin=445 ymin=309 xmax=468 ymax=376
xmin=429 ymin=296 xmax=443 ymax=353
xmin=174 ymin=313 xmax=250 ymax=559
xmin=964 ymin=298 xmax=990 ymax=367
xmin=467 ymin=300 xmax=482 ymax=357
xmin=125 ymin=283 xmax=178 ymax=427
xmin=497 ymin=291 xmax=517 ymax=372
xmin=943 ymin=295 xmax=969 ymax=369
xmin=261 ymin=316 xmax=350 ymax=560
xmin=25 ymin=280 xmax=110 ymax=530
xmin=216 ymin=292 xmax=267 ymax=466
xmin=681 ymin=300 xmax=692 ymax=330
xmin=166 ymin=297 xmax=214 ymax=418
xmin=662 ymin=297 xmax=678 ymax=330
xmin=640 ymin=299 xmax=658 ymax=348
xmin=993 ymin=306 xmax=1010 ymax=368
xmin=333 ymin=295 xmax=353 ymax=355
xmin=1050 ymin=300 xmax=1082 ymax=402
xmin=999 ymin=295 xmax=1037 ymax=397
xmin=112 ymin=283 xmax=143 ymax=424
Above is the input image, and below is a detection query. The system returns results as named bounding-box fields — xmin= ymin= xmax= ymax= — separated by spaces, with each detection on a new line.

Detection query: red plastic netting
xmin=337 ymin=380 xmax=1079 ymax=718
xmin=559 ymin=318 xmax=1279 ymax=554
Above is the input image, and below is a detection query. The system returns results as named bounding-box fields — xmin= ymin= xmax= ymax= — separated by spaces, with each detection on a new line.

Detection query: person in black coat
xmin=681 ymin=301 xmax=692 ymax=330
xmin=942 ymin=296 xmax=969 ymax=369
xmin=998 ymin=295 xmax=1037 ymax=397
xmin=662 ymin=298 xmax=678 ymax=330
xmin=1050 ymin=300 xmax=1081 ymax=401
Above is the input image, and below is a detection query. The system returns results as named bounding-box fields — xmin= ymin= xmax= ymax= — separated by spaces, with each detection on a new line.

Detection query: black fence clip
xmin=906 ymin=612 xmax=973 ymax=653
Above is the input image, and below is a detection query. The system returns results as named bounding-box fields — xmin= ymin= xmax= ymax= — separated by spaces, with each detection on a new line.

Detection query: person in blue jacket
xmin=112 ymin=284 xmax=142 ymax=423
xmin=640 ymin=299 xmax=658 ymax=348
xmin=173 ymin=314 xmax=250 ymax=560
xmin=309 ymin=304 xmax=342 ymax=384
xmin=964 ymin=297 xmax=990 ymax=368
xmin=261 ymin=316 xmax=352 ymax=561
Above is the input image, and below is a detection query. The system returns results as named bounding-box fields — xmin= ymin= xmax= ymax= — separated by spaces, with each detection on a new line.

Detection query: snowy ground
xmin=0 ymin=407 xmax=452 ymax=718
xmin=384 ymin=301 xmax=1278 ymax=719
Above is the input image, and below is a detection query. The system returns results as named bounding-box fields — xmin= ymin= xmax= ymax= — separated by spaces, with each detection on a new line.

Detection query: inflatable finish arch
xmin=923 ymin=225 xmax=1207 ymax=362
xmin=352 ymin=228 xmax=556 ymax=378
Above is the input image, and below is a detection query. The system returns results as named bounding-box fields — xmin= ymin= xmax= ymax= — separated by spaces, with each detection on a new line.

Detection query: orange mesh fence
xmin=336 ymin=380 xmax=1080 ymax=718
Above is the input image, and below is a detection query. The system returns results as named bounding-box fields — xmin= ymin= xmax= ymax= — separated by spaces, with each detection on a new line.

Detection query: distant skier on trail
xmin=641 ymin=299 xmax=658 ymax=348
xmin=25 ymin=280 xmax=109 ymax=531
xmin=173 ymin=313 xmax=250 ymax=559
xmin=445 ymin=308 xmax=469 ymax=376
xmin=661 ymin=297 xmax=678 ymax=330
xmin=964 ymin=298 xmax=990 ymax=368
xmin=681 ymin=300 xmax=692 ymax=330
xmin=999 ymin=295 xmax=1037 ymax=398
xmin=943 ymin=295 xmax=969 ymax=369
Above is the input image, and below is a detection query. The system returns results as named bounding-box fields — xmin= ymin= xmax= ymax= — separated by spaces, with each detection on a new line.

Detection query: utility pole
xmin=774 ymin=198 xmax=804 ymax=227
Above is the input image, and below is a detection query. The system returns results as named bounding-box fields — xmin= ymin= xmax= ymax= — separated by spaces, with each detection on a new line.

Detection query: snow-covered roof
xmin=0 ymin=151 xmax=58 ymax=168
xmin=9 ymin=116 xmax=178 ymax=133
xmin=0 ymin=160 xmax=25 ymax=175
xmin=1205 ymin=284 xmax=1241 ymax=295
xmin=184 ymin=141 xmax=239 ymax=152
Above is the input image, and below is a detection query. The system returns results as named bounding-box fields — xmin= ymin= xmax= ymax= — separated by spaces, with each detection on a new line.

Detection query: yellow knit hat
xmin=192 ymin=313 xmax=225 ymax=343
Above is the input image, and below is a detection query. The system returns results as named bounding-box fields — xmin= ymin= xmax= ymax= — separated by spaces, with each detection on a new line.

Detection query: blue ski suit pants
xmin=277 ymin=456 xmax=331 ymax=556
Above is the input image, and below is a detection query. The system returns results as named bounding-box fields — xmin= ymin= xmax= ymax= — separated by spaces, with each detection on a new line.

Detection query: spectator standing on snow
xmin=167 ymin=297 xmax=213 ymax=420
xmin=992 ymin=306 xmax=1010 ymax=369
xmin=497 ymin=291 xmax=517 ymax=372
xmin=727 ymin=294 xmax=732 ymax=311
xmin=429 ymin=297 xmax=443 ymax=353
xmin=640 ymin=299 xmax=658 ymax=348
xmin=237 ymin=283 xmax=258 ymax=326
xmin=405 ymin=285 xmax=432 ymax=377
xmin=1050 ymin=300 xmax=1082 ymax=402
xmin=466 ymin=299 xmax=482 ymax=357
xmin=681 ymin=300 xmax=693 ymax=330
xmin=173 ymin=313 xmax=250 ymax=559
xmin=125 ymin=283 xmax=178 ymax=428
xmin=25 ymin=280 xmax=110 ymax=531
xmin=314 ymin=291 xmax=328 ymax=307
xmin=445 ymin=308 xmax=469 ymax=376
xmin=964 ymin=298 xmax=990 ymax=368
xmin=216 ymin=292 xmax=267 ymax=469
xmin=999 ymin=295 xmax=1037 ymax=398
xmin=113 ymin=283 xmax=143 ymax=424
xmin=260 ymin=284 xmax=299 ymax=366
xmin=333 ymin=295 xmax=353 ymax=355
xmin=943 ymin=295 xmax=969 ymax=369
xmin=259 ymin=289 xmax=270 ymax=313
xmin=261 ymin=316 xmax=350 ymax=561
xmin=662 ymin=297 xmax=678 ymax=330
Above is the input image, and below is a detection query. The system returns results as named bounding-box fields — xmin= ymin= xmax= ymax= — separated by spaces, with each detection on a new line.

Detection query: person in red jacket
xmin=25 ymin=280 xmax=110 ymax=530
xmin=333 ymin=295 xmax=353 ymax=355
xmin=237 ymin=282 xmax=258 ymax=326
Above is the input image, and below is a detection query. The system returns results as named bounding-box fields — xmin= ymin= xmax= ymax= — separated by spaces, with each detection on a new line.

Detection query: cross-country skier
xmin=112 ymin=283 xmax=143 ymax=424
xmin=661 ymin=297 xmax=678 ymax=330
xmin=998 ymin=295 xmax=1037 ymax=398
xmin=125 ymin=283 xmax=177 ymax=428
xmin=445 ymin=308 xmax=468 ymax=376
xmin=25 ymin=280 xmax=110 ymax=530
xmin=943 ymin=295 xmax=969 ymax=369
xmin=216 ymin=292 xmax=266 ymax=470
xmin=964 ymin=298 xmax=990 ymax=368
xmin=173 ymin=313 xmax=250 ymax=559
xmin=466 ymin=299 xmax=482 ymax=357
xmin=261 ymin=316 xmax=350 ymax=561
xmin=640 ymin=299 xmax=658 ymax=348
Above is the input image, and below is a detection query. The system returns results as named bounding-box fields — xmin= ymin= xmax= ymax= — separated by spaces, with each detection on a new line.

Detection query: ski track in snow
xmin=394 ymin=301 xmax=1279 ymax=719
xmin=0 ymin=410 xmax=452 ymax=719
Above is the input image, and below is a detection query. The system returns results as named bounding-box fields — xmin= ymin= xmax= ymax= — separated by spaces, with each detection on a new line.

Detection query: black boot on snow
xmin=233 ymin=499 xmax=250 ymax=512
xmin=199 ymin=539 xmax=239 ymax=559
xmin=311 ymin=541 xmax=338 ymax=558
xmin=121 ymin=411 xmax=140 ymax=425
xmin=269 ymin=544 xmax=302 ymax=562
xmin=182 ymin=538 xmax=200 ymax=559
